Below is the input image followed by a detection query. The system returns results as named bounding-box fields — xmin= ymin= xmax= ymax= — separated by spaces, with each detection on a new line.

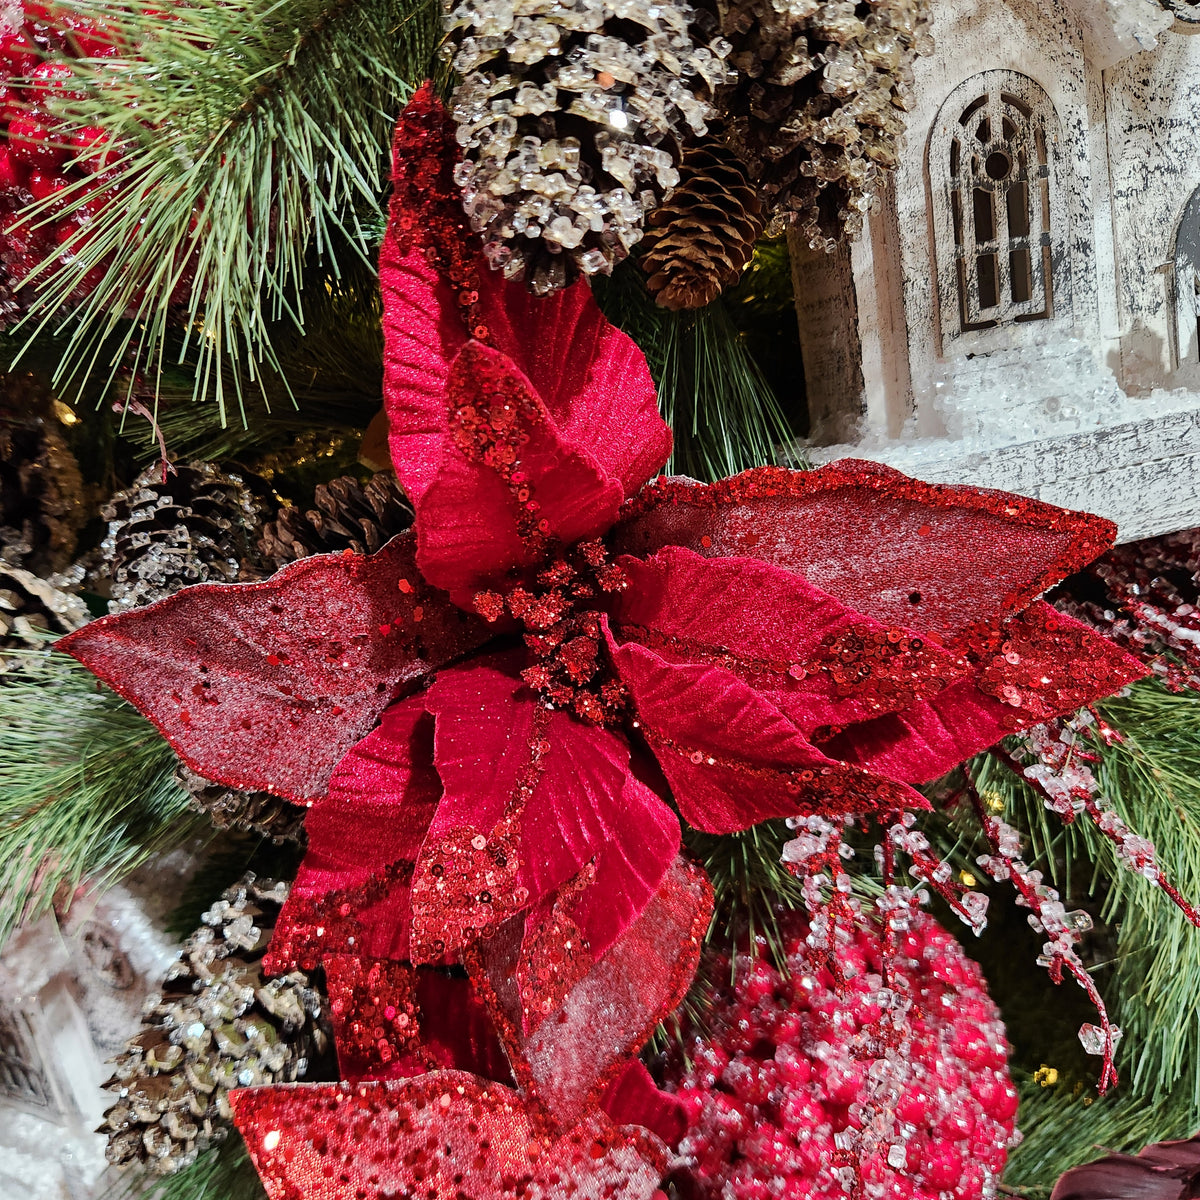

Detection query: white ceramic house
xmin=792 ymin=0 xmax=1200 ymax=542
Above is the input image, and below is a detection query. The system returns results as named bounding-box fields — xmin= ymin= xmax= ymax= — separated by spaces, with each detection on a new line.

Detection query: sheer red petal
xmin=615 ymin=461 xmax=1116 ymax=645
xmin=414 ymin=341 xmax=624 ymax=599
xmin=610 ymin=546 xmax=967 ymax=734
xmin=231 ymin=1073 xmax=669 ymax=1200
xmin=58 ymin=535 xmax=486 ymax=804
xmin=381 ymin=88 xmax=670 ymax=515
xmin=608 ymin=634 xmax=928 ymax=833
xmin=464 ymin=856 xmax=712 ymax=1130
xmin=323 ymin=956 xmax=513 ymax=1086
xmin=410 ymin=654 xmax=679 ymax=970
xmin=264 ymin=695 xmax=441 ymax=973
xmin=825 ymin=604 xmax=1148 ymax=783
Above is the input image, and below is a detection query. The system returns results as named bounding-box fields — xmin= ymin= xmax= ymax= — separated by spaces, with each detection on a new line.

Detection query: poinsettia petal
xmin=465 ymin=856 xmax=712 ymax=1131
xmin=614 ymin=461 xmax=1117 ymax=645
xmin=414 ymin=341 xmax=624 ymax=599
xmin=409 ymin=653 xmax=679 ymax=967
xmin=58 ymin=535 xmax=486 ymax=805
xmin=231 ymin=1073 xmax=668 ymax=1200
xmin=608 ymin=633 xmax=927 ymax=833
xmin=264 ymin=695 xmax=441 ymax=973
xmin=381 ymin=87 xmax=670 ymax=511
xmin=826 ymin=603 xmax=1148 ymax=783
xmin=611 ymin=546 xmax=967 ymax=734
xmin=600 ymin=1060 xmax=688 ymax=1148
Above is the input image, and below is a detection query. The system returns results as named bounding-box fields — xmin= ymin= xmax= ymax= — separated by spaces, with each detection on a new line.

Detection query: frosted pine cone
xmin=175 ymin=765 xmax=306 ymax=845
xmin=716 ymin=0 xmax=933 ymax=247
xmin=446 ymin=0 xmax=735 ymax=293
xmin=98 ymin=461 xmax=271 ymax=613
xmin=100 ymin=874 xmax=330 ymax=1174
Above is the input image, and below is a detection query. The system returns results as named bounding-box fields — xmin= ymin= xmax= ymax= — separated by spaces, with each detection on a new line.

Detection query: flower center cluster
xmin=475 ymin=539 xmax=628 ymax=723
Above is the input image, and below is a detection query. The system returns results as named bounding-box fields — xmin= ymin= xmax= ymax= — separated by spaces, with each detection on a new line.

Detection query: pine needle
xmin=0 ymin=649 xmax=206 ymax=948
xmin=10 ymin=0 xmax=438 ymax=421
xmin=102 ymin=1136 xmax=266 ymax=1200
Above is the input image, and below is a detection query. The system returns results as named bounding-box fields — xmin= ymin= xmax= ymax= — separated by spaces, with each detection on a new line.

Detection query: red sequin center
xmin=325 ymin=956 xmax=422 ymax=1078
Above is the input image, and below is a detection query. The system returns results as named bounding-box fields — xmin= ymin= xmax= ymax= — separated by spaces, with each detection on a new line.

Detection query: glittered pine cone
xmin=100 ymin=873 xmax=330 ymax=1174
xmin=175 ymin=764 xmax=306 ymax=845
xmin=0 ymin=562 xmax=88 ymax=664
xmin=258 ymin=471 xmax=412 ymax=569
xmin=640 ymin=137 xmax=765 ymax=309
xmin=714 ymin=0 xmax=933 ymax=246
xmin=98 ymin=461 xmax=272 ymax=613
xmin=445 ymin=0 xmax=735 ymax=294
xmin=0 ymin=372 xmax=87 ymax=574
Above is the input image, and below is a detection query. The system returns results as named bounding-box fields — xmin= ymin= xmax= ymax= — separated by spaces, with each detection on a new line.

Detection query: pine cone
xmin=258 ymin=472 xmax=412 ymax=569
xmin=99 ymin=461 xmax=272 ymax=613
xmin=446 ymin=0 xmax=734 ymax=293
xmin=0 ymin=563 xmax=89 ymax=663
xmin=716 ymin=0 xmax=933 ymax=246
xmin=0 ymin=373 xmax=87 ymax=574
xmin=641 ymin=138 xmax=765 ymax=309
xmin=176 ymin=764 xmax=306 ymax=845
xmin=100 ymin=873 xmax=331 ymax=1174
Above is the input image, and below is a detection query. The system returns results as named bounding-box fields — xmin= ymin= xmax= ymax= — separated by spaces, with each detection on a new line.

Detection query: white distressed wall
xmin=1103 ymin=26 xmax=1200 ymax=390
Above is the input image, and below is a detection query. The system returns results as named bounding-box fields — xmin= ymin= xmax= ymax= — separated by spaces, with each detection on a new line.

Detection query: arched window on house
xmin=1174 ymin=186 xmax=1200 ymax=367
xmin=929 ymin=71 xmax=1069 ymax=349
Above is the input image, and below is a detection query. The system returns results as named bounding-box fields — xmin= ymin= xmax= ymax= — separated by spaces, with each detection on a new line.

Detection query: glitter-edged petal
xmin=58 ymin=534 xmax=486 ymax=805
xmin=615 ymin=461 xmax=1117 ymax=644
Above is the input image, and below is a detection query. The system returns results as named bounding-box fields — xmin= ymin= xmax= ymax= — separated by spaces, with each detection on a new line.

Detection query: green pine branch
xmin=0 ymin=648 xmax=206 ymax=948
xmin=12 ymin=0 xmax=438 ymax=421
xmin=102 ymin=1136 xmax=266 ymax=1200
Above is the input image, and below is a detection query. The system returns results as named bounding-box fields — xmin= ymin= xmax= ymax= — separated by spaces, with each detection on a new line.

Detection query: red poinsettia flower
xmin=60 ymin=86 xmax=1143 ymax=1029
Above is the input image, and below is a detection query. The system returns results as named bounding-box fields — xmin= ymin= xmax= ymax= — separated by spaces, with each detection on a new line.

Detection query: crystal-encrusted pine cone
xmin=445 ymin=0 xmax=735 ymax=293
xmin=716 ymin=0 xmax=933 ymax=247
xmin=640 ymin=136 xmax=765 ymax=309
xmin=0 ymin=562 xmax=88 ymax=663
xmin=0 ymin=373 xmax=87 ymax=574
xmin=100 ymin=874 xmax=330 ymax=1174
xmin=98 ymin=461 xmax=272 ymax=613
xmin=258 ymin=471 xmax=412 ymax=569
xmin=175 ymin=764 xmax=307 ymax=845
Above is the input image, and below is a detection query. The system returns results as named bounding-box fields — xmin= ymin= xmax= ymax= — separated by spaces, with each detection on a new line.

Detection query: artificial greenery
xmin=13 ymin=0 xmax=437 ymax=419
xmin=104 ymin=1137 xmax=266 ymax=1200
xmin=0 ymin=649 xmax=205 ymax=948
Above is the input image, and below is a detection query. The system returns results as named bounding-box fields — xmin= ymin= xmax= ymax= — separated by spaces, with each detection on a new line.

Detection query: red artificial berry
xmin=0 ymin=148 xmax=27 ymax=190
xmin=26 ymin=168 xmax=65 ymax=204
xmin=30 ymin=60 xmax=84 ymax=105
xmin=7 ymin=112 xmax=64 ymax=168
xmin=68 ymin=125 xmax=117 ymax=173
xmin=0 ymin=31 xmax=39 ymax=76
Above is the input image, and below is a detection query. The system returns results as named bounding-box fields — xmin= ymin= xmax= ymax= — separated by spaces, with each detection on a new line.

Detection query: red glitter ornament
xmin=665 ymin=910 xmax=1020 ymax=1200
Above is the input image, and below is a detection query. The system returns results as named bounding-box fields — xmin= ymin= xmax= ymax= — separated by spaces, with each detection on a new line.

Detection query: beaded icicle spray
xmin=444 ymin=0 xmax=734 ymax=293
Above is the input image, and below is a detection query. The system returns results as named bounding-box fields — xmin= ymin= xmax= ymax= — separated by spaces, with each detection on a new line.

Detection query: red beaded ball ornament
xmin=666 ymin=910 xmax=1020 ymax=1200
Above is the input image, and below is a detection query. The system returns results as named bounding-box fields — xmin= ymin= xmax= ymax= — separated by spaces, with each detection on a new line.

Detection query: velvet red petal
xmin=231 ymin=1073 xmax=669 ymax=1200
xmin=414 ymin=341 xmax=624 ymax=599
xmin=410 ymin=654 xmax=679 ymax=970
xmin=58 ymin=535 xmax=486 ymax=804
xmin=825 ymin=603 xmax=1148 ymax=783
xmin=600 ymin=1060 xmax=688 ymax=1148
xmin=615 ymin=461 xmax=1117 ymax=645
xmin=264 ymin=696 xmax=441 ymax=973
xmin=464 ymin=856 xmax=712 ymax=1131
xmin=381 ymin=90 xmax=670 ymax=513
xmin=608 ymin=634 xmax=928 ymax=833
xmin=610 ymin=546 xmax=967 ymax=735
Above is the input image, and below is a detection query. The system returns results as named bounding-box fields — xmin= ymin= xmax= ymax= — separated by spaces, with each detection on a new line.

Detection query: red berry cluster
xmin=0 ymin=2 xmax=125 ymax=324
xmin=666 ymin=911 xmax=1019 ymax=1200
